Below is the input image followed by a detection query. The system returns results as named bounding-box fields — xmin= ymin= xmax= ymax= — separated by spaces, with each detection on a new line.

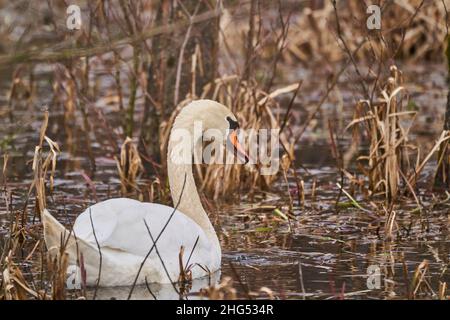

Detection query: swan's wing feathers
xmin=73 ymin=199 xmax=211 ymax=260
xmin=69 ymin=198 xmax=218 ymax=284
xmin=73 ymin=198 xmax=141 ymax=245
xmin=103 ymin=202 xmax=210 ymax=258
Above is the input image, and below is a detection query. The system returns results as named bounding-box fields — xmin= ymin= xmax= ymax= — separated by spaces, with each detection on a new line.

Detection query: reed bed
xmin=348 ymin=66 xmax=416 ymax=201
xmin=346 ymin=63 xmax=450 ymax=207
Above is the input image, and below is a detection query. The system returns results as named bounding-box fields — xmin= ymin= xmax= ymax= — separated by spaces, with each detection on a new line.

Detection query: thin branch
xmin=298 ymin=259 xmax=306 ymax=300
xmin=442 ymin=0 xmax=449 ymax=37
xmin=127 ymin=173 xmax=187 ymax=299
xmin=184 ymin=235 xmax=200 ymax=270
xmin=89 ymin=208 xmax=102 ymax=300
xmin=174 ymin=2 xmax=202 ymax=106
xmin=143 ymin=219 xmax=181 ymax=296
xmin=279 ymin=80 xmax=303 ymax=134
xmin=144 ymin=277 xmax=157 ymax=300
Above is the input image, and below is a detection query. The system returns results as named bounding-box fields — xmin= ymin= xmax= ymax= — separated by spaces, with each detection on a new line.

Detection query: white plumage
xmin=43 ymin=198 xmax=219 ymax=286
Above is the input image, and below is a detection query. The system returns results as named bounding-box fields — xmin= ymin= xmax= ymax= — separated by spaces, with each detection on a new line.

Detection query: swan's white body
xmin=42 ymin=100 xmax=240 ymax=287
xmin=43 ymin=199 xmax=220 ymax=286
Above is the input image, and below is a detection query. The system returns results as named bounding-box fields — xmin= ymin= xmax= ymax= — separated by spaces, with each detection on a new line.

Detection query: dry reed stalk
xmin=1 ymin=193 xmax=49 ymax=300
xmin=349 ymin=66 xmax=417 ymax=202
xmin=410 ymin=130 xmax=450 ymax=185
xmin=116 ymin=137 xmax=143 ymax=195
xmin=384 ymin=207 xmax=398 ymax=240
xmin=410 ymin=259 xmax=434 ymax=299
xmin=1 ymin=252 xmax=43 ymax=300
xmin=434 ymin=132 xmax=450 ymax=188
xmin=17 ymin=110 xmax=79 ymax=300
xmin=118 ymin=0 xmax=142 ymax=138
xmin=147 ymin=177 xmax=165 ymax=203
xmin=434 ymin=36 xmax=450 ymax=188
xmin=47 ymin=249 xmax=70 ymax=300
xmin=438 ymin=281 xmax=447 ymax=300
xmin=29 ymin=111 xmax=60 ymax=215
xmin=177 ymin=246 xmax=189 ymax=285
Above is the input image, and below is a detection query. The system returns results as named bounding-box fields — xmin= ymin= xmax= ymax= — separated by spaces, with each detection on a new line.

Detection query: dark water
xmin=0 ymin=62 xmax=449 ymax=300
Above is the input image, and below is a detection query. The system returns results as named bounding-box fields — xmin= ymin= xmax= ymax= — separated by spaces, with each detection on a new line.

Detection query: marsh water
xmin=0 ymin=61 xmax=449 ymax=300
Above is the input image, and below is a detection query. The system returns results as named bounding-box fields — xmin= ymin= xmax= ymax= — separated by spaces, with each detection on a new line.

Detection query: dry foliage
xmin=116 ymin=137 xmax=144 ymax=195
xmin=349 ymin=65 xmax=450 ymax=204
xmin=284 ymin=0 xmax=449 ymax=64
xmin=349 ymin=66 xmax=417 ymax=201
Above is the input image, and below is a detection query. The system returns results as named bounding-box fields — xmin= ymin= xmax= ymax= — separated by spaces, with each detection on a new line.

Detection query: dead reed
xmin=348 ymin=66 xmax=416 ymax=201
xmin=116 ymin=137 xmax=143 ymax=196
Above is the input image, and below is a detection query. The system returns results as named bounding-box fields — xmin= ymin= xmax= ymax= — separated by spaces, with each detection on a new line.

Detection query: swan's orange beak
xmin=228 ymin=130 xmax=249 ymax=164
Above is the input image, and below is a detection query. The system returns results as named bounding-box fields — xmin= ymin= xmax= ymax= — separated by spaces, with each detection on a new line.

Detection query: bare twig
xmin=331 ymin=0 xmax=369 ymax=98
xmin=298 ymin=259 xmax=306 ymax=300
xmin=144 ymin=277 xmax=157 ymax=300
xmin=294 ymin=58 xmax=352 ymax=145
xmin=279 ymin=80 xmax=303 ymax=134
xmin=127 ymin=174 xmax=187 ymax=299
xmin=143 ymin=219 xmax=181 ymax=297
xmin=184 ymin=235 xmax=200 ymax=271
xmin=174 ymin=2 xmax=202 ymax=106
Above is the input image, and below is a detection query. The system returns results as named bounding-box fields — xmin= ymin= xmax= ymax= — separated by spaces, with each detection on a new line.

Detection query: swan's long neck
xmin=167 ymin=118 xmax=219 ymax=249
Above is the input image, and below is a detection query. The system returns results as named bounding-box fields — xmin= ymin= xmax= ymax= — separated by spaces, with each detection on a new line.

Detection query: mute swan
xmin=42 ymin=100 xmax=248 ymax=287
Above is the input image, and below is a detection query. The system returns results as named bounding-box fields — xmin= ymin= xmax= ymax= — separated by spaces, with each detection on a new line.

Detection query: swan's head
xmin=172 ymin=99 xmax=249 ymax=163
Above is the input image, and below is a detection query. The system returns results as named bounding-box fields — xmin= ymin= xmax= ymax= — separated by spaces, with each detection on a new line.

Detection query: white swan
xmin=42 ymin=100 xmax=248 ymax=287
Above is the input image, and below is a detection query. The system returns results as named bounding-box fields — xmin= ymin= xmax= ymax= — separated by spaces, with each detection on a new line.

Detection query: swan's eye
xmin=226 ymin=116 xmax=239 ymax=130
